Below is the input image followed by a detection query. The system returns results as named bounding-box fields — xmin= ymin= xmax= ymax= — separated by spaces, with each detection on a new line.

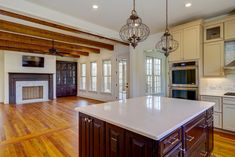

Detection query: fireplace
xmin=9 ymin=73 xmax=53 ymax=104
xmin=22 ymin=86 xmax=43 ymax=100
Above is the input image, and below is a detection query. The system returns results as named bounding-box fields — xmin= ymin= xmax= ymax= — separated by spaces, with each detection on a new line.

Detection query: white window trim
xmin=90 ymin=61 xmax=97 ymax=92
xmin=80 ymin=63 xmax=86 ymax=90
xmin=102 ymin=59 xmax=112 ymax=93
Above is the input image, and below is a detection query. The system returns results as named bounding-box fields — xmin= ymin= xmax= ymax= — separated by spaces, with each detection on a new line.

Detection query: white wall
xmin=0 ymin=51 xmax=4 ymax=102
xmin=78 ymin=45 xmax=129 ymax=102
xmin=3 ymin=51 xmax=57 ymax=104
xmin=129 ymin=32 xmax=167 ymax=98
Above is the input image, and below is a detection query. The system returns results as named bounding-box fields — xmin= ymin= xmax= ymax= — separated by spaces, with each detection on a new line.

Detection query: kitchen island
xmin=76 ymin=96 xmax=214 ymax=157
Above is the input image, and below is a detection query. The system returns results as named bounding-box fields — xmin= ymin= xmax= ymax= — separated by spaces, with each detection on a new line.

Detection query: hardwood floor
xmin=0 ymin=97 xmax=102 ymax=157
xmin=0 ymin=97 xmax=234 ymax=157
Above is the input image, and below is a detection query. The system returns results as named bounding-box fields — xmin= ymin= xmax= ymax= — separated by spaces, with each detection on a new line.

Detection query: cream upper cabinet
xmin=203 ymin=41 xmax=224 ymax=77
xmin=183 ymin=26 xmax=200 ymax=60
xmin=169 ymin=24 xmax=201 ymax=62
xmin=225 ymin=19 xmax=235 ymax=40
xmin=204 ymin=23 xmax=224 ymax=42
xmin=168 ymin=30 xmax=183 ymax=62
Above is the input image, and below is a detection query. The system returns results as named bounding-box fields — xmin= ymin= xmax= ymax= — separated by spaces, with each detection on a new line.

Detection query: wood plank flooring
xmin=0 ymin=97 xmax=234 ymax=157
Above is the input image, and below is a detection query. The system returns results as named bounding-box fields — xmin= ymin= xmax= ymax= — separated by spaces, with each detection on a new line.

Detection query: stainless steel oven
xmin=170 ymin=61 xmax=198 ymax=87
xmin=170 ymin=87 xmax=198 ymax=100
xmin=169 ymin=61 xmax=199 ymax=100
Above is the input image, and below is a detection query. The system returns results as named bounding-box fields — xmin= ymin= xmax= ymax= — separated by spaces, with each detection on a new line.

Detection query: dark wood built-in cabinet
xmin=79 ymin=108 xmax=214 ymax=157
xmin=56 ymin=61 xmax=77 ymax=97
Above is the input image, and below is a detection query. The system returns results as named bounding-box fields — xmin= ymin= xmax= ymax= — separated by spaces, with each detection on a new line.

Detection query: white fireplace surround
xmin=16 ymin=81 xmax=49 ymax=104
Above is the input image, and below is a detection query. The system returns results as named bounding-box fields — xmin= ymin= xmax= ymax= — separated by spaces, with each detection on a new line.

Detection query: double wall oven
xmin=169 ymin=61 xmax=199 ymax=100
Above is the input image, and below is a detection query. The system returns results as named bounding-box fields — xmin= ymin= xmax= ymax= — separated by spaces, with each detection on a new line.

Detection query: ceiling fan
xmin=47 ymin=40 xmax=70 ymax=57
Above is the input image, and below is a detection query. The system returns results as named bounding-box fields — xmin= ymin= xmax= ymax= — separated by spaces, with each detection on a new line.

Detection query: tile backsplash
xmin=200 ymin=74 xmax=235 ymax=93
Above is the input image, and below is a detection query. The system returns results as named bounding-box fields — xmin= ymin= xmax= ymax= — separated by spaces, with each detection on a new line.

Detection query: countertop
xmin=200 ymin=91 xmax=235 ymax=98
xmin=75 ymin=96 xmax=214 ymax=140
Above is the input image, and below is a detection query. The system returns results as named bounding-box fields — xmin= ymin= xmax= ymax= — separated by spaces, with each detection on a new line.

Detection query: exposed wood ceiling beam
xmin=0 ymin=46 xmax=80 ymax=58
xmin=0 ymin=39 xmax=88 ymax=57
xmin=0 ymin=9 xmax=129 ymax=46
xmin=0 ymin=31 xmax=100 ymax=53
xmin=0 ymin=20 xmax=114 ymax=50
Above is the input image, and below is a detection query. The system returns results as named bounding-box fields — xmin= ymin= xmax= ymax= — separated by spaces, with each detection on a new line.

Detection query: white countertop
xmin=200 ymin=91 xmax=235 ymax=98
xmin=75 ymin=96 xmax=214 ymax=140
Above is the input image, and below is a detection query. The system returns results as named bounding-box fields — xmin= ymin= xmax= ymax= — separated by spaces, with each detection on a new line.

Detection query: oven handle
xmin=170 ymin=66 xmax=198 ymax=71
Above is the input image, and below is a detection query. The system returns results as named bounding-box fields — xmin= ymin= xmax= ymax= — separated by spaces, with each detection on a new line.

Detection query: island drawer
xmin=183 ymin=112 xmax=207 ymax=151
xmin=158 ymin=128 xmax=182 ymax=156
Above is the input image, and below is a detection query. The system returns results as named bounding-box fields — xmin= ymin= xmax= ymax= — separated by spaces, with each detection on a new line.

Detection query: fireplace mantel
xmin=9 ymin=73 xmax=53 ymax=104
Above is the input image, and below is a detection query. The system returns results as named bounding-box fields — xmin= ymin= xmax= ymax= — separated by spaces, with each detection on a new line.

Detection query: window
xmin=80 ymin=63 xmax=86 ymax=90
xmin=146 ymin=57 xmax=161 ymax=95
xmin=103 ymin=60 xmax=112 ymax=93
xmin=90 ymin=62 xmax=97 ymax=91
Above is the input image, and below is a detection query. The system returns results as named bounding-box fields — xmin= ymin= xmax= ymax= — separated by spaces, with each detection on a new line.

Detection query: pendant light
xmin=119 ymin=0 xmax=150 ymax=48
xmin=156 ymin=0 xmax=179 ymax=57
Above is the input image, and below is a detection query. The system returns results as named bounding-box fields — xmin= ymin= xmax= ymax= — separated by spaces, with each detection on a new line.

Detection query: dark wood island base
xmin=79 ymin=107 xmax=213 ymax=157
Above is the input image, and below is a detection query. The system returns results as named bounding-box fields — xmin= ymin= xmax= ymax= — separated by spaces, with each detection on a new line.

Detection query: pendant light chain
xmin=166 ymin=0 xmax=168 ymax=31
xmin=133 ymin=0 xmax=136 ymax=11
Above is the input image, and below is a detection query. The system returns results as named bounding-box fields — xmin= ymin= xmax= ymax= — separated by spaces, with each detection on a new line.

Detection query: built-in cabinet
xmin=203 ymin=15 xmax=235 ymax=77
xmin=201 ymin=96 xmax=223 ymax=128
xmin=225 ymin=19 xmax=235 ymax=40
xmin=203 ymin=41 xmax=224 ymax=77
xmin=204 ymin=23 xmax=224 ymax=42
xmin=79 ymin=109 xmax=214 ymax=157
xmin=223 ymin=97 xmax=235 ymax=132
xmin=169 ymin=21 xmax=202 ymax=62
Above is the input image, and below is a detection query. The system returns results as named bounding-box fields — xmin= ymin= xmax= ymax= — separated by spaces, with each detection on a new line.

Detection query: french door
xmin=118 ymin=59 xmax=129 ymax=100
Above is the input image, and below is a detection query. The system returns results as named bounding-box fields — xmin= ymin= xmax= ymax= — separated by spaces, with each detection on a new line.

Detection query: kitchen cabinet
xmin=183 ymin=26 xmax=200 ymax=60
xmin=203 ymin=41 xmax=224 ymax=77
xmin=204 ymin=23 xmax=224 ymax=42
xmin=214 ymin=112 xmax=222 ymax=128
xmin=223 ymin=97 xmax=235 ymax=132
xmin=169 ymin=30 xmax=183 ymax=62
xmin=106 ymin=123 xmax=125 ymax=157
xmin=200 ymin=95 xmax=222 ymax=128
xmin=200 ymin=96 xmax=222 ymax=112
xmin=79 ymin=109 xmax=213 ymax=157
xmin=79 ymin=113 xmax=105 ymax=157
xmin=125 ymin=130 xmax=154 ymax=157
xmin=169 ymin=23 xmax=201 ymax=62
xmin=225 ymin=19 xmax=235 ymax=40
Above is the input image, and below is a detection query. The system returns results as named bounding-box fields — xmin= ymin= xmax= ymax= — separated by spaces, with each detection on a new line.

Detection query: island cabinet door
xmin=79 ymin=114 xmax=92 ymax=157
xmin=106 ymin=123 xmax=125 ymax=157
xmin=125 ymin=131 xmax=155 ymax=157
xmin=79 ymin=113 xmax=105 ymax=157
xmin=183 ymin=113 xmax=207 ymax=151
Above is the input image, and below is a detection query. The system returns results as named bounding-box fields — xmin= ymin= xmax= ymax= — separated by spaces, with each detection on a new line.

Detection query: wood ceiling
xmin=0 ymin=9 xmax=129 ymax=58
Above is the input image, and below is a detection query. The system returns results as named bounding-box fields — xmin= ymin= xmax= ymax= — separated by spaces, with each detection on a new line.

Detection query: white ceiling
xmin=25 ymin=0 xmax=235 ymax=34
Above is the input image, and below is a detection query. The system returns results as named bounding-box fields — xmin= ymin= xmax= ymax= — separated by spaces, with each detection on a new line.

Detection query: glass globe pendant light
xmin=120 ymin=0 xmax=150 ymax=48
xmin=156 ymin=0 xmax=179 ymax=57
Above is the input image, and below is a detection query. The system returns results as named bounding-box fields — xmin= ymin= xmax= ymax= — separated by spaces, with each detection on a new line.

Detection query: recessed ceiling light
xmin=92 ymin=5 xmax=99 ymax=10
xmin=185 ymin=3 xmax=192 ymax=8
